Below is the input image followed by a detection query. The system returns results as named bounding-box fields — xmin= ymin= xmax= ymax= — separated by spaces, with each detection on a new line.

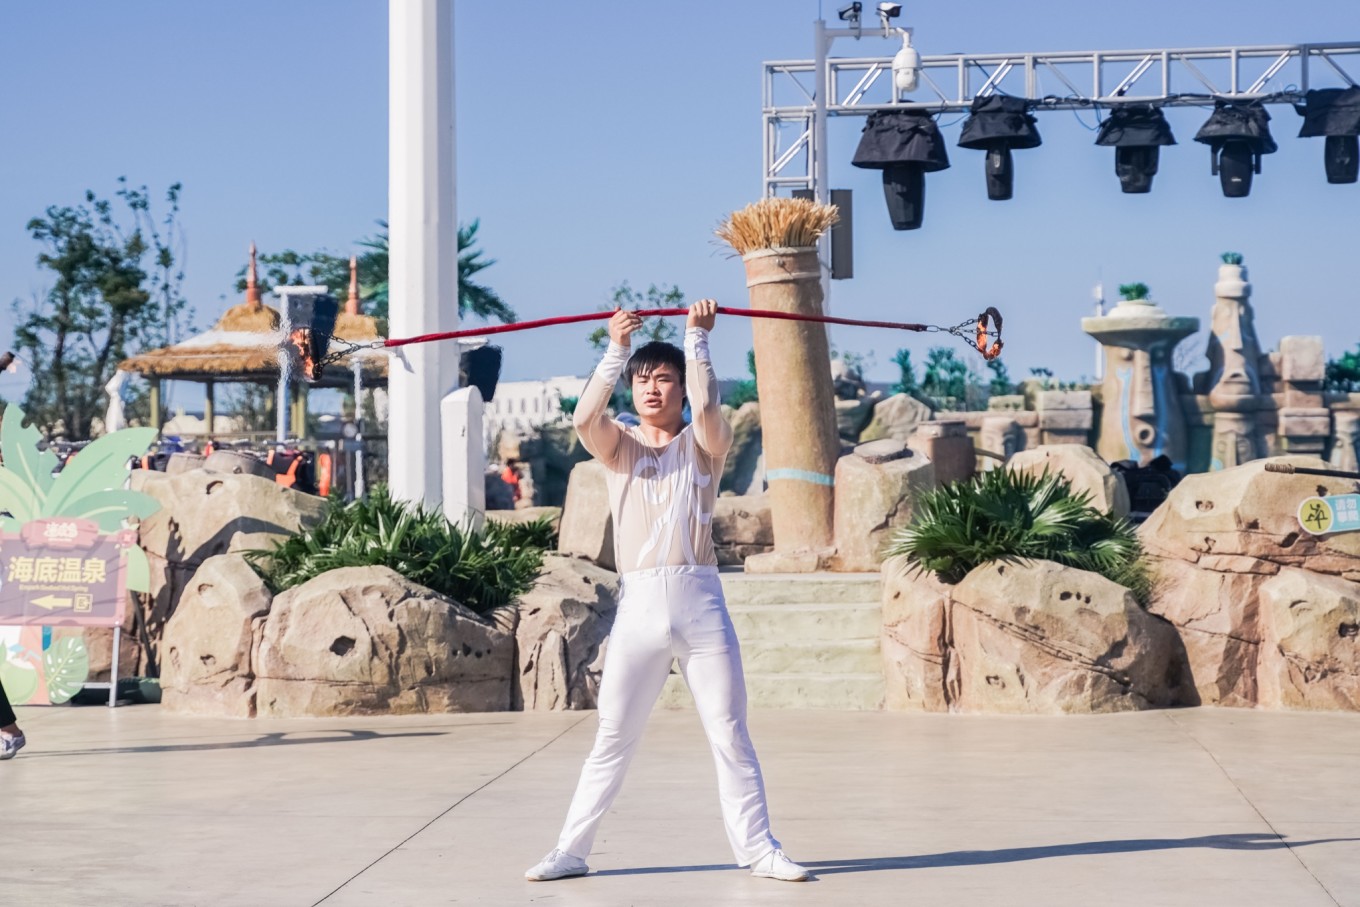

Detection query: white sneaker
xmin=0 ymin=732 xmax=25 ymax=761
xmin=750 ymin=848 xmax=811 ymax=882
xmin=525 ymin=848 xmax=589 ymax=882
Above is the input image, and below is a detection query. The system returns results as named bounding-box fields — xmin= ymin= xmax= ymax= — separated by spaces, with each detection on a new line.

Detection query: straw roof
xmin=117 ymin=244 xmax=388 ymax=386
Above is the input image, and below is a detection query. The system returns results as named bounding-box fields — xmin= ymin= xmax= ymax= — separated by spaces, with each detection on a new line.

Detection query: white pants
xmin=556 ymin=565 xmax=780 ymax=866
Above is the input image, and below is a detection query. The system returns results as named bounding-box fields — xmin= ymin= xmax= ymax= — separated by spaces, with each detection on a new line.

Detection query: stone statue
xmin=1082 ymin=295 xmax=1198 ymax=470
xmin=1204 ymin=255 xmax=1267 ymax=469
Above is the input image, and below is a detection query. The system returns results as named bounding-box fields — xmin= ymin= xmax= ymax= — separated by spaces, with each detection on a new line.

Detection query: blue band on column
xmin=766 ymin=468 xmax=835 ymax=487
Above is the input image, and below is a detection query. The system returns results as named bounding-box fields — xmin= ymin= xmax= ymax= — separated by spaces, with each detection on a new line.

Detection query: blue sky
xmin=2 ymin=0 xmax=1357 ymax=403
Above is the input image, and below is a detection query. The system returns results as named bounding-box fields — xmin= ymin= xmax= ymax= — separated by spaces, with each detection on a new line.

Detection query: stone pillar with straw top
xmin=717 ymin=198 xmax=841 ymax=572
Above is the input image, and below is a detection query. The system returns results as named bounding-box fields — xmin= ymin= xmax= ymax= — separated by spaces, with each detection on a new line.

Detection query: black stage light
xmin=957 ymin=95 xmax=1042 ymax=201
xmin=460 ymin=344 xmax=503 ymax=403
xmin=1295 ymin=87 xmax=1360 ymax=184
xmin=851 ymin=110 xmax=951 ymax=230
xmin=1094 ymin=105 xmax=1177 ymax=194
xmin=1193 ymin=101 xmax=1277 ymax=198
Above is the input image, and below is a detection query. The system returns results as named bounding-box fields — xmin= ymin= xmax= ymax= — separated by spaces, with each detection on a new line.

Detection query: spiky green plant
xmin=887 ymin=469 xmax=1153 ymax=603
xmin=1118 ymin=282 xmax=1151 ymax=302
xmin=247 ymin=486 xmax=554 ymax=616
xmin=1220 ymin=251 xmax=1243 ymax=265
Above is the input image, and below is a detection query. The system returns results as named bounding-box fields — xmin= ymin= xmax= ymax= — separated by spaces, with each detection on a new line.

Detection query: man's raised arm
xmin=573 ymin=308 xmax=641 ymax=466
xmin=685 ymin=299 xmax=733 ymax=458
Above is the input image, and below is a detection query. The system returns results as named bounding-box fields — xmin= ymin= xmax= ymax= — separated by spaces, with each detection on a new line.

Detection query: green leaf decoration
xmin=42 ymin=634 xmax=91 ymax=705
xmin=124 ymin=544 xmax=152 ymax=593
xmin=0 ymin=465 xmax=41 ymax=524
xmin=0 ymin=405 xmax=59 ymax=501
xmin=0 ymin=657 xmax=40 ymax=705
xmin=43 ymin=427 xmax=157 ymax=518
xmin=62 ymin=489 xmax=162 ymax=533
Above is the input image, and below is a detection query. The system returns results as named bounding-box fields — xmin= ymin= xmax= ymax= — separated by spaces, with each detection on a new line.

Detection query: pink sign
xmin=0 ymin=519 xmax=133 ymax=627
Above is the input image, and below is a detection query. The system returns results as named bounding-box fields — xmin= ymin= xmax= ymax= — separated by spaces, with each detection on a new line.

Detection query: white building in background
xmin=484 ymin=375 xmax=588 ymax=441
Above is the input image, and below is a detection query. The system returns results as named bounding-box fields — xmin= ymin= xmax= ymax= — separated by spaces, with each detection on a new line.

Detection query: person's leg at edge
xmin=0 ymin=676 xmax=25 ymax=761
xmin=528 ymin=575 xmax=675 ymax=880
xmin=675 ymin=572 xmax=809 ymax=880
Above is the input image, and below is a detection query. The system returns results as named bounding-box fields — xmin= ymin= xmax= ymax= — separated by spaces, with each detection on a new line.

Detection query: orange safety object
xmin=274 ymin=454 xmax=302 ymax=489
xmin=316 ymin=452 xmax=333 ymax=498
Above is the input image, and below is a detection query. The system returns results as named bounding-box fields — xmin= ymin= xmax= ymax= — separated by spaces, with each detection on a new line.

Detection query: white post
xmin=389 ymin=0 xmax=459 ymax=507
xmin=441 ymin=386 xmax=486 ymax=529
xmin=813 ymin=18 xmax=832 ymax=328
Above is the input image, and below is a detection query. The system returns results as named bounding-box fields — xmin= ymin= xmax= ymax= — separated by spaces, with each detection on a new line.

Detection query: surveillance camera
xmin=838 ymin=2 xmax=862 ymax=22
xmin=877 ymin=2 xmax=903 ymax=18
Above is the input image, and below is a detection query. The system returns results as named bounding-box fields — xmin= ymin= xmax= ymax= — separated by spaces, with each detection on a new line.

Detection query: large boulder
xmin=860 ymin=393 xmax=933 ymax=444
xmin=127 ymin=468 xmax=326 ymax=676
xmin=832 ymin=440 xmax=936 ymax=572
xmin=721 ymin=401 xmax=764 ymax=494
xmin=711 ymin=495 xmax=774 ymax=565
xmin=880 ymin=556 xmax=1191 ymax=714
xmin=160 ymin=554 xmax=273 ymax=718
xmin=514 ymin=555 xmax=619 ymax=710
xmin=558 ymin=460 xmax=615 ymax=570
xmin=1140 ymin=456 xmax=1360 ymax=709
xmin=1007 ymin=444 xmax=1131 ymax=517
xmin=253 ymin=566 xmax=516 ymax=716
xmin=881 ymin=562 xmax=953 ymax=711
xmin=1256 ymin=568 xmax=1360 ymax=710
xmin=835 ymin=396 xmax=877 ymax=443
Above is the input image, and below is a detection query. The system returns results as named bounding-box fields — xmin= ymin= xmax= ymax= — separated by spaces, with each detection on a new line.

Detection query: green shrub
xmin=887 ymin=468 xmax=1152 ymax=603
xmin=246 ymin=485 xmax=553 ymax=616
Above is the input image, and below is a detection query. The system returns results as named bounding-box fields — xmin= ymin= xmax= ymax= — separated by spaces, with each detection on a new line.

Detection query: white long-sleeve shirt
xmin=573 ymin=328 xmax=733 ymax=573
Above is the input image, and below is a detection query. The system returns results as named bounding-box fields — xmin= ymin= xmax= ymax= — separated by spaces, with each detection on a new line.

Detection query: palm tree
xmin=356 ymin=219 xmax=516 ymax=324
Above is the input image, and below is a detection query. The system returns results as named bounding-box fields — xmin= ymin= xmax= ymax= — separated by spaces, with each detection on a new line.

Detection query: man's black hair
xmin=624 ymin=340 xmax=686 ymax=388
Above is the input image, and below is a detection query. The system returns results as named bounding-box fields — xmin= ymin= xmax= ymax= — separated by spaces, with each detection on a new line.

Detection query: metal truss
xmin=763 ymin=39 xmax=1360 ymax=197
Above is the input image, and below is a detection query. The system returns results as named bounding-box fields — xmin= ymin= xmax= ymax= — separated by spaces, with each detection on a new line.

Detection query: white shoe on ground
xmin=525 ymin=848 xmax=589 ymax=881
xmin=749 ymin=848 xmax=811 ymax=881
xmin=0 ymin=732 xmax=25 ymax=761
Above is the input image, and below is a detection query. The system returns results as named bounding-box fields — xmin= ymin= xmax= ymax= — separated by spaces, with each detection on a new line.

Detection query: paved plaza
xmin=2 ymin=703 xmax=1358 ymax=906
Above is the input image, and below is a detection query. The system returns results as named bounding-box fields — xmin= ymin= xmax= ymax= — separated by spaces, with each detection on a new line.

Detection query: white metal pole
xmin=389 ymin=0 xmax=459 ymax=507
xmin=813 ymin=18 xmax=833 ymax=332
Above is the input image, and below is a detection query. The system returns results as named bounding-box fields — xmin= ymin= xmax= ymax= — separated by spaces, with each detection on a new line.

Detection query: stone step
xmin=728 ymin=601 xmax=882 ymax=642
xmin=658 ymin=672 xmax=885 ymax=711
xmin=718 ymin=570 xmax=881 ymax=607
xmin=740 ymin=638 xmax=882 ymax=675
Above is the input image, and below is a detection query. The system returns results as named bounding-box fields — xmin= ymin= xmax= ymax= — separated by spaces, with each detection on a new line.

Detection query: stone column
xmin=1277 ymin=335 xmax=1330 ymax=457
xmin=1082 ymin=298 xmax=1198 ymax=469
xmin=1332 ymin=408 xmax=1360 ymax=473
xmin=1206 ymin=259 xmax=1267 ymax=469
xmin=742 ymin=247 xmax=840 ymax=570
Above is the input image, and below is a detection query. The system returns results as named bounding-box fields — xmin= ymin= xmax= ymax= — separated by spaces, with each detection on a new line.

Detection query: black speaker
xmin=460 ymin=345 xmax=503 ymax=402
xmin=1114 ymin=145 xmax=1160 ymax=194
xmin=285 ymin=293 xmax=340 ymax=382
xmin=1325 ymin=135 xmax=1360 ymax=184
xmin=881 ymin=164 xmax=926 ymax=230
xmin=985 ymin=147 xmax=1014 ymax=201
xmin=1216 ymin=143 xmax=1256 ymax=198
xmin=792 ymin=188 xmax=854 ymax=279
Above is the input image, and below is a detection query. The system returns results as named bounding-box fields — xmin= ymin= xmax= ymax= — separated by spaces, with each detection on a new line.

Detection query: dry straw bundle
xmin=716 ymin=197 xmax=839 ymax=255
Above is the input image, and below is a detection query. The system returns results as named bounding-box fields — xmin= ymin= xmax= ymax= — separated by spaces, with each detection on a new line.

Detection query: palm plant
xmin=247 ymin=486 xmax=554 ymax=616
xmin=887 ymin=468 xmax=1152 ymax=603
xmin=1118 ymin=282 xmax=1151 ymax=302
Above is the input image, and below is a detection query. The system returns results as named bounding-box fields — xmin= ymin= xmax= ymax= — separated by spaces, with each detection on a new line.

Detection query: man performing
xmin=525 ymin=300 xmax=810 ymax=883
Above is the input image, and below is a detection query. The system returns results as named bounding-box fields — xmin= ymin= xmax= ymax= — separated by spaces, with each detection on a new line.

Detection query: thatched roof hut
xmin=119 ymin=246 xmax=387 ymax=387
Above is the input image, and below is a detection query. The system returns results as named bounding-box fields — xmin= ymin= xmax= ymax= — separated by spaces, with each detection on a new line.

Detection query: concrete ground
xmin=2 ymin=704 xmax=1357 ymax=907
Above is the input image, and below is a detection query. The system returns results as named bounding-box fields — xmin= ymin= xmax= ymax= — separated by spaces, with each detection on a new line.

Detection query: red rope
xmin=382 ymin=306 xmax=932 ymax=350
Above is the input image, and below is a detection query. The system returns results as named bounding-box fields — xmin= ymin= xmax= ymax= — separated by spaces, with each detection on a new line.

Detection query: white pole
xmin=389 ymin=0 xmax=459 ymax=507
xmin=813 ymin=18 xmax=832 ymax=330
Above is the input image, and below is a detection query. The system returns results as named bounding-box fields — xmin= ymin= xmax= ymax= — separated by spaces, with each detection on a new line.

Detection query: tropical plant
xmin=1221 ymin=251 xmax=1243 ymax=265
xmin=236 ymin=218 xmax=515 ymax=325
xmin=587 ymin=282 xmax=683 ymax=352
xmin=891 ymin=348 xmax=920 ymax=397
xmin=0 ymin=405 xmax=158 ymax=591
xmin=921 ymin=346 xmax=971 ymax=407
xmin=1324 ymin=344 xmax=1360 ymax=393
xmin=985 ymin=358 xmax=1014 ymax=396
xmin=14 ymin=179 xmax=189 ymax=439
xmin=887 ymin=468 xmax=1152 ymax=603
xmin=1118 ymin=282 xmax=1150 ymax=301
xmin=726 ymin=349 xmax=759 ymax=407
xmin=245 ymin=485 xmax=554 ymax=615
